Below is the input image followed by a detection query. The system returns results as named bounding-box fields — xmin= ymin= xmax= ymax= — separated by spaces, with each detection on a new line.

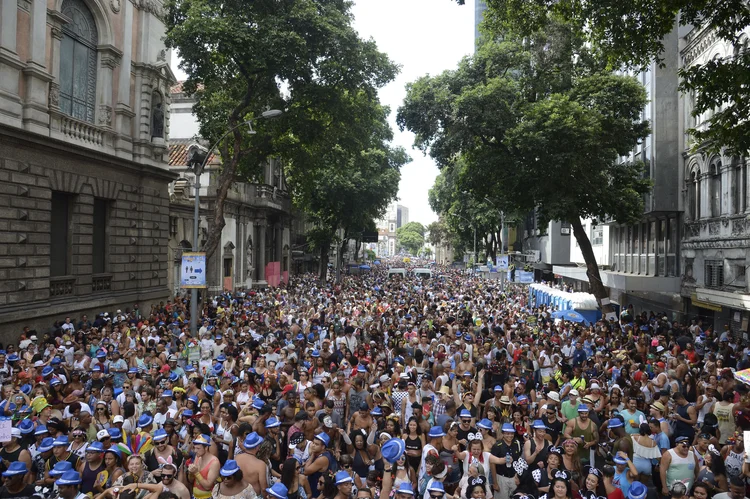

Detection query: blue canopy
xmin=373 ymin=260 xmax=381 ymax=265
xmin=359 ymin=265 xmax=371 ymax=270
xmin=551 ymin=310 xmax=587 ymax=323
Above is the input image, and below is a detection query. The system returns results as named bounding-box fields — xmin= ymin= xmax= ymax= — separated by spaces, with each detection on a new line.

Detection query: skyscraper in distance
xmin=475 ymin=0 xmax=488 ymax=49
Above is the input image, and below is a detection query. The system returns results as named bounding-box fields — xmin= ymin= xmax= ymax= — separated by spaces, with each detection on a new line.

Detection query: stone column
xmin=96 ymin=45 xmax=122 ymax=131
xmin=114 ymin=0 xmax=135 ymax=158
xmin=46 ymin=11 xmax=67 ymax=119
xmin=21 ymin=0 xmax=53 ymax=133
xmin=275 ymin=223 xmax=283 ymax=263
xmin=257 ymin=219 xmax=267 ymax=283
xmin=235 ymin=217 xmax=242 ymax=289
xmin=0 ymin=0 xmax=24 ymax=127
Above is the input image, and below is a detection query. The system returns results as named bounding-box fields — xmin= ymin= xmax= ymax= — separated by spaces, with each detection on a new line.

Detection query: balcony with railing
xmin=92 ymin=274 xmax=113 ymax=293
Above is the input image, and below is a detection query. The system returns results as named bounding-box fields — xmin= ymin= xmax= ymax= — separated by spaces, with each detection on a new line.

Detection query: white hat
xmin=590 ymin=383 xmax=600 ymax=391
xmin=547 ymin=391 xmax=560 ymax=402
xmin=569 ymin=389 xmax=579 ymax=397
xmin=113 ymin=415 xmax=124 ymax=423
xmin=96 ymin=430 xmax=109 ymax=440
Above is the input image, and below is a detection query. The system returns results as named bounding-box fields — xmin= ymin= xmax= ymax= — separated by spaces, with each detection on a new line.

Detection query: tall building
xmin=475 ymin=0 xmax=487 ymax=48
xmin=679 ymin=24 xmax=750 ymax=332
xmin=0 ymin=0 xmax=176 ymax=336
xmin=555 ymin=21 xmax=683 ymax=314
xmin=397 ymin=205 xmax=409 ymax=228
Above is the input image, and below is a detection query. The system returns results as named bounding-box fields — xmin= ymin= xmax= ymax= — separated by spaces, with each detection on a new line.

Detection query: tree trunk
xmin=570 ymin=217 xmax=614 ymax=314
xmin=201 ymin=165 xmax=234 ymax=260
xmin=319 ymin=244 xmax=329 ymax=283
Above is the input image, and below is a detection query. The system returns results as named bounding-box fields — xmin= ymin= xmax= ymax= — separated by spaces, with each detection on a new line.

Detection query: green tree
xmin=397 ymin=38 xmax=651 ymax=310
xmin=164 ymin=0 xmax=400 ymax=261
xmin=472 ymin=0 xmax=750 ymax=156
xmin=422 ymin=247 xmax=433 ymax=259
xmin=396 ymin=222 xmax=426 ymax=255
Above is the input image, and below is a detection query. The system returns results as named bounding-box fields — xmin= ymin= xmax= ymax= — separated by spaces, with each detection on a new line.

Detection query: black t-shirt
xmin=542 ymin=416 xmax=563 ymax=445
xmin=457 ymin=424 xmax=478 ymax=450
xmin=491 ymin=439 xmax=523 ymax=478
xmin=0 ymin=484 xmax=36 ymax=499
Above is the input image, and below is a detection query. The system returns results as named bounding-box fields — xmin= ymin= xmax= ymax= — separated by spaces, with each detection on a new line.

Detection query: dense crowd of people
xmin=1 ymin=262 xmax=750 ymax=499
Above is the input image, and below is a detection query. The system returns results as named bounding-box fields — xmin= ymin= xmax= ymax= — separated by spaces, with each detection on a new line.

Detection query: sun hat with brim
xmin=153 ymin=429 xmax=168 ymax=442
xmin=533 ymin=420 xmax=547 ymax=430
xmin=395 ymin=483 xmax=415 ymax=496
xmin=10 ymin=427 xmax=20 ymax=439
xmin=267 ymin=483 xmax=289 ymax=499
xmin=53 ymin=436 xmax=69 ymax=447
xmin=105 ymin=448 xmax=121 ymax=458
xmin=50 ymin=378 xmax=62 ymax=387
xmin=55 ymin=471 xmax=83 ymax=486
xmin=265 ymin=417 xmax=281 ymax=428
xmin=49 ymin=461 xmax=73 ymax=477
xmin=137 ymin=414 xmax=154 ymax=428
xmin=87 ymin=441 xmax=105 ymax=453
xmin=220 ymin=460 xmax=241 ymax=477
xmin=428 ymin=481 xmax=445 ymax=494
xmin=18 ymin=419 xmax=34 ymax=434
xmin=335 ymin=471 xmax=354 ymax=485
xmin=381 ymin=438 xmax=406 ymax=463
xmin=428 ymin=426 xmax=445 ymax=439
xmin=477 ymin=419 xmax=493 ymax=430
xmin=193 ymin=434 xmax=211 ymax=446
xmin=577 ymin=404 xmax=590 ymax=413
xmin=188 ymin=395 xmax=200 ymax=405
xmin=204 ymin=385 xmax=216 ymax=397
xmin=314 ymin=432 xmax=330 ymax=447
xmin=370 ymin=407 xmax=383 ymax=416
xmin=675 ymin=436 xmax=690 ymax=443
xmin=108 ymin=428 xmax=122 ymax=439
xmin=627 ymin=482 xmax=647 ymax=499
xmin=500 ymin=396 xmax=512 ymax=405
xmin=607 ymin=419 xmax=624 ymax=429
xmin=651 ymin=401 xmax=666 ymax=412
xmin=613 ymin=455 xmax=628 ymax=465
xmin=244 ymin=432 xmax=263 ymax=449
xmin=2 ymin=462 xmax=27 ymax=477
xmin=42 ymin=366 xmax=54 ymax=377
xmin=459 ymin=409 xmax=472 ymax=419
xmin=493 ymin=385 xmax=503 ymax=392
xmin=162 ymin=390 xmax=173 ymax=398
xmin=502 ymin=423 xmax=515 ymax=433
xmin=38 ymin=437 xmax=54 ymax=453
xmin=569 ymin=389 xmax=579 ymax=397
xmin=252 ymin=398 xmax=265 ymax=410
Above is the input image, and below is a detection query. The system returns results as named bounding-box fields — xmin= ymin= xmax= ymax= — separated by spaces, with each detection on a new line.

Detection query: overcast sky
xmin=171 ymin=1 xmax=476 ymax=226
xmin=350 ymin=0 xmax=475 ymax=226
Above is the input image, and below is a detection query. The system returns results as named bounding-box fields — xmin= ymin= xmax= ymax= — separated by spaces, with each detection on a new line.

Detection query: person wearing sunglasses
xmin=109 ymin=462 xmax=190 ymax=499
xmin=279 ymin=458 xmax=310 ymax=499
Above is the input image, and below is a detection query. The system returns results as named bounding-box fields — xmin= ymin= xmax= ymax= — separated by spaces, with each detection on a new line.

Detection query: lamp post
xmin=450 ymin=213 xmax=476 ymax=271
xmin=186 ymin=109 xmax=282 ymax=337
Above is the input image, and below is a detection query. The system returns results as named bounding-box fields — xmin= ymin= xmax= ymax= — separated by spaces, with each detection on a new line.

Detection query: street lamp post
xmin=186 ymin=109 xmax=282 ymax=337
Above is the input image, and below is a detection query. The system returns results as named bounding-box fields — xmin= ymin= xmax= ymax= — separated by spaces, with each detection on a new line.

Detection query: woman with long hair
xmin=94 ymin=401 xmax=113 ymax=431
xmin=697 ymin=445 xmax=728 ymax=494
xmin=540 ymin=474 xmax=574 ymax=499
xmin=403 ymin=417 xmax=424 ymax=476
xmin=631 ymin=423 xmax=660 ymax=484
xmin=198 ymin=399 xmax=216 ymax=433
xmin=560 ymin=439 xmax=583 ymax=487
xmin=94 ymin=448 xmax=126 ymax=493
xmin=280 ymin=458 xmax=311 ymax=499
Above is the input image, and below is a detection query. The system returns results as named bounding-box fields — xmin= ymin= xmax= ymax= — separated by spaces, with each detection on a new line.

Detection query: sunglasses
xmin=162 ymin=474 xmax=174 ymax=479
xmin=430 ymin=495 xmax=444 ymax=499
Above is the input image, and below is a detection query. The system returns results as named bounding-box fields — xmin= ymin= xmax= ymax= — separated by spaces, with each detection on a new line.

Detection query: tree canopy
xmin=396 ymin=222 xmax=426 ymax=255
xmin=471 ymin=0 xmax=750 ymax=156
xmin=164 ymin=0 xmax=404 ymax=264
xmin=398 ymin=31 xmax=651 ymax=308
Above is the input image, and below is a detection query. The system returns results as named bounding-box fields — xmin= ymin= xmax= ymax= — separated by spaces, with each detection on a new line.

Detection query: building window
xmin=50 ymin=192 xmax=73 ymax=276
xmin=223 ymin=258 xmax=232 ymax=277
xmin=389 ymin=223 xmax=395 ymax=233
xmin=170 ymin=216 xmax=178 ymax=236
xmin=59 ymin=0 xmax=98 ymax=123
xmin=729 ymin=261 xmax=747 ymax=288
xmin=591 ymin=225 xmax=603 ymax=246
xmin=705 ymin=259 xmax=724 ymax=288
xmin=688 ymin=170 xmax=700 ymax=220
xmin=92 ymin=199 xmax=109 ymax=274
xmin=710 ymin=160 xmax=722 ymax=217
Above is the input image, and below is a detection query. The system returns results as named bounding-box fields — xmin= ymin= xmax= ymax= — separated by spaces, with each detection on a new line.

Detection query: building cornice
xmin=681 ymin=26 xmax=720 ymax=66
xmin=0 ymin=122 xmax=178 ymax=182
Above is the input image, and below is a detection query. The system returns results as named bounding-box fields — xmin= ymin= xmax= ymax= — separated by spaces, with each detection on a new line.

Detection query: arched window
xmin=688 ymin=169 xmax=700 ymax=220
xmin=59 ymin=0 xmax=98 ymax=123
xmin=710 ymin=160 xmax=722 ymax=217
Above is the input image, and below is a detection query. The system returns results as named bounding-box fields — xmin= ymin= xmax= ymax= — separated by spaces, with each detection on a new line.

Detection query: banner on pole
xmin=181 ymin=252 xmax=207 ymax=288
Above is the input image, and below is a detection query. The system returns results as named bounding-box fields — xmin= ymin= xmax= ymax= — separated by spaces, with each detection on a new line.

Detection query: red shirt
xmin=608 ymin=488 xmax=625 ymax=499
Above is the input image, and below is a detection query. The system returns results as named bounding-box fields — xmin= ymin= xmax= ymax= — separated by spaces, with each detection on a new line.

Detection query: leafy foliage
xmin=472 ymin=0 xmax=750 ymax=156
xmin=396 ymin=222 xmax=427 ymax=255
xmin=164 ymin=0 xmax=402 ymax=261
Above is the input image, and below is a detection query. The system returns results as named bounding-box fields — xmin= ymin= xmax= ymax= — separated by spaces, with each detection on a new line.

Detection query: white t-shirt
xmin=63 ymin=403 xmax=92 ymax=420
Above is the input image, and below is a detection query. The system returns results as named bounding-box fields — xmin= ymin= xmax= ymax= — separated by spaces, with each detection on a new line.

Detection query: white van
xmin=413 ymin=268 xmax=432 ymax=278
xmin=387 ymin=268 xmax=407 ymax=278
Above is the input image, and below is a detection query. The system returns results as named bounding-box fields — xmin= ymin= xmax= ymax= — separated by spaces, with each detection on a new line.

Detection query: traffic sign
xmin=181 ymin=252 xmax=207 ymax=288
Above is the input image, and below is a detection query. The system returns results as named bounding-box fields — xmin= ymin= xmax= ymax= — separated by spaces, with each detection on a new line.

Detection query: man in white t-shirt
xmin=539 ymin=346 xmax=553 ymax=383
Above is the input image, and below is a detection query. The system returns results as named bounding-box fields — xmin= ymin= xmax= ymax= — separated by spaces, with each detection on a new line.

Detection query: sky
xmin=170 ymin=0 xmax=476 ymax=227
xmin=350 ymin=0 xmax=476 ymax=226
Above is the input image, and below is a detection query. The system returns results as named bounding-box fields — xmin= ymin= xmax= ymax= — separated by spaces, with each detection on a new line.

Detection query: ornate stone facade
xmin=0 ymin=0 xmax=176 ymax=337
